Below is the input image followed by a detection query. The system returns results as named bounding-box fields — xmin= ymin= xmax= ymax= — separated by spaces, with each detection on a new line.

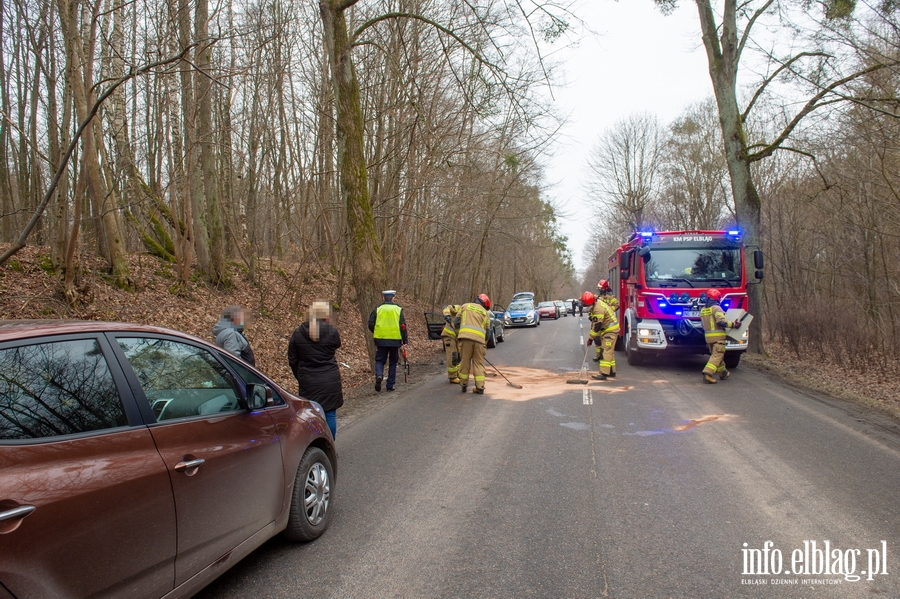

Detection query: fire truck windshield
xmin=644 ymin=247 xmax=742 ymax=287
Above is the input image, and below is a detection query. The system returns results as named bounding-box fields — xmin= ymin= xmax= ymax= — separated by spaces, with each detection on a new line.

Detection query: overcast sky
xmin=543 ymin=1 xmax=715 ymax=272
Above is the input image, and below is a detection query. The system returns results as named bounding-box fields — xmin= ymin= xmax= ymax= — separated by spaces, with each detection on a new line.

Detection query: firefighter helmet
xmin=476 ymin=294 xmax=491 ymax=310
xmin=597 ymin=279 xmax=611 ymax=293
xmin=707 ymin=289 xmax=722 ymax=301
xmin=581 ymin=291 xmax=595 ymax=306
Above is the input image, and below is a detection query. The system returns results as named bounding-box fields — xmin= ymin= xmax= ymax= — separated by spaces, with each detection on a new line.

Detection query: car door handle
xmin=174 ymin=458 xmax=205 ymax=472
xmin=0 ymin=505 xmax=35 ymax=523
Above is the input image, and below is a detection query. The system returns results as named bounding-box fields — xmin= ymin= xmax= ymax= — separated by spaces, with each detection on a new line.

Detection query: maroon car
xmin=0 ymin=320 xmax=336 ymax=599
xmin=536 ymin=301 xmax=559 ymax=319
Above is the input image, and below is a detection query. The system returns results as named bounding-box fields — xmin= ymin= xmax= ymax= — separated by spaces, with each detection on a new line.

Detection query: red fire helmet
xmin=580 ymin=291 xmax=595 ymax=306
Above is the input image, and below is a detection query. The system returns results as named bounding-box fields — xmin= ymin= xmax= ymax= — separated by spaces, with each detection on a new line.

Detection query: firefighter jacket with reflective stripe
xmin=589 ymin=302 xmax=619 ymax=339
xmin=700 ymin=301 xmax=732 ymax=343
xmin=441 ymin=305 xmax=460 ymax=339
xmin=457 ymin=302 xmax=490 ymax=344
xmin=597 ymin=294 xmax=619 ymax=313
xmin=368 ymin=302 xmax=408 ymax=346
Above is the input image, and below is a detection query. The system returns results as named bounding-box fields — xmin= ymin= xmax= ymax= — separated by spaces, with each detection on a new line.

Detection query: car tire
xmin=498 ymin=328 xmax=505 ymax=342
xmin=487 ymin=328 xmax=496 ymax=349
xmin=282 ymin=447 xmax=333 ymax=542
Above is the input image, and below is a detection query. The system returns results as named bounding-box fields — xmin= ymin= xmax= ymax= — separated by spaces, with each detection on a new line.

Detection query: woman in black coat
xmin=288 ymin=301 xmax=343 ymax=438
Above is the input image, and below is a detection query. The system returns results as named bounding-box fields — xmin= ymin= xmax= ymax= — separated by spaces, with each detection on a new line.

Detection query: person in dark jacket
xmin=213 ymin=305 xmax=255 ymax=366
xmin=288 ymin=301 xmax=343 ymax=438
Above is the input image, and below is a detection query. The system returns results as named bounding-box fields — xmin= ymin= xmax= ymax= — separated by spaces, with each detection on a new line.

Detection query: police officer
xmin=584 ymin=291 xmax=619 ymax=380
xmin=441 ymin=304 xmax=461 ymax=384
xmin=700 ymin=289 xmax=740 ymax=384
xmin=456 ymin=294 xmax=491 ymax=394
xmin=367 ymin=290 xmax=408 ymax=392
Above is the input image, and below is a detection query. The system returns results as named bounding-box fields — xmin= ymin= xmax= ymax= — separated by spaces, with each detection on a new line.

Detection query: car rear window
xmin=0 ymin=339 xmax=127 ymax=440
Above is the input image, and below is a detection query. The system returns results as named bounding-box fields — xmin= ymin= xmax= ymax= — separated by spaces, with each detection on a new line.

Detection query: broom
xmin=566 ymin=343 xmax=591 ymax=384
xmin=483 ymin=356 xmax=524 ymax=389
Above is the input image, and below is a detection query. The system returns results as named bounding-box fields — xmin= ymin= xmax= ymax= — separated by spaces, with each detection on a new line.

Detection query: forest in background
xmin=1 ymin=0 xmax=899 ymax=382
xmin=0 ymin=0 xmax=577 ymax=338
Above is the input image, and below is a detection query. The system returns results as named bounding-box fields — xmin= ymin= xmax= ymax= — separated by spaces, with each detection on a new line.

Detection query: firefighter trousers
xmin=457 ymin=338 xmax=486 ymax=390
xmin=442 ymin=337 xmax=459 ymax=380
xmin=703 ymin=341 xmax=727 ymax=376
xmin=598 ymin=332 xmax=617 ymax=376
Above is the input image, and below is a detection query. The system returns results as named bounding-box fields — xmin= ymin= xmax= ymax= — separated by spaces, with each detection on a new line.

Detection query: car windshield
xmin=508 ymin=301 xmax=533 ymax=311
xmin=538 ymin=302 xmax=554 ymax=308
xmin=645 ymin=247 xmax=742 ymax=287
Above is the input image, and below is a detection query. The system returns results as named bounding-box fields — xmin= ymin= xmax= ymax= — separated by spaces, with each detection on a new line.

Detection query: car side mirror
xmin=246 ymin=383 xmax=272 ymax=410
xmin=754 ymin=249 xmax=764 ymax=269
xmin=755 ymin=269 xmax=764 ymax=281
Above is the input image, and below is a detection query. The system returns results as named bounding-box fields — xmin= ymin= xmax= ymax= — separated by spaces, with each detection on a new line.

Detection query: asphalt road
xmin=196 ymin=314 xmax=900 ymax=598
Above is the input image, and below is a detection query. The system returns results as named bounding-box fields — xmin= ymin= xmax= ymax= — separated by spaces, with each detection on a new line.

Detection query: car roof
xmin=0 ymin=320 xmax=207 ymax=344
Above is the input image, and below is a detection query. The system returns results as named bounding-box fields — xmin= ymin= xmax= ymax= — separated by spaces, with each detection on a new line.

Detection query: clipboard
xmin=724 ymin=309 xmax=752 ymax=341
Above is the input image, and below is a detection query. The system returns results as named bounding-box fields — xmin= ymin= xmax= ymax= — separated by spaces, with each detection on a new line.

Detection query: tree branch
xmin=742 ymin=51 xmax=831 ymax=122
xmin=746 ymin=61 xmax=900 ymax=163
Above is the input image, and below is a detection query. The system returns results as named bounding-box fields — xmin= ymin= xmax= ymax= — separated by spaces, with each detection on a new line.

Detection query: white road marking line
xmin=583 ymin=388 xmax=592 ymax=405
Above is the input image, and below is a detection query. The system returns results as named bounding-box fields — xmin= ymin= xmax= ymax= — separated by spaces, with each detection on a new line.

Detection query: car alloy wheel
xmin=305 ymin=462 xmax=330 ymax=526
xmin=283 ymin=447 xmax=334 ymax=541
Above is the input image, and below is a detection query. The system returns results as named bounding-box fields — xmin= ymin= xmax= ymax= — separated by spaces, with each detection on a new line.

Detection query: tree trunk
xmin=57 ymin=0 xmax=132 ymax=290
xmin=195 ymin=0 xmax=225 ymax=284
xmin=695 ymin=0 xmax=764 ymax=353
xmin=320 ymin=0 xmax=387 ymax=362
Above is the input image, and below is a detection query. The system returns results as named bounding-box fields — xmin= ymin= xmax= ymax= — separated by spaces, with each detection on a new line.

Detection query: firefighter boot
xmin=719 ymin=369 xmax=731 ymax=380
xmin=460 ymin=385 xmax=467 ymax=393
xmin=703 ymin=373 xmax=718 ymax=384
xmin=473 ymin=388 xmax=484 ymax=395
xmin=592 ymin=373 xmax=608 ymax=381
xmin=449 ymin=378 xmax=461 ymax=384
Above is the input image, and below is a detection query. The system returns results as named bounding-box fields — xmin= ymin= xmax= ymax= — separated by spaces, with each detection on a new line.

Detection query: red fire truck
xmin=607 ymin=230 xmax=764 ymax=368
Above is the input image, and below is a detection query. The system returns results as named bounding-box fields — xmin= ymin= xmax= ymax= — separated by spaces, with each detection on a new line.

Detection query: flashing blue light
xmin=639 ymin=231 xmax=654 ymax=237
xmin=727 ymin=230 xmax=741 ymax=235
xmin=676 ymin=311 xmax=683 ymax=315
xmin=659 ymin=302 xmax=667 ymax=307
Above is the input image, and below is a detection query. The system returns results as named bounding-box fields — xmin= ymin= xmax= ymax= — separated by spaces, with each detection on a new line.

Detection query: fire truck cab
xmin=608 ymin=230 xmax=763 ymax=368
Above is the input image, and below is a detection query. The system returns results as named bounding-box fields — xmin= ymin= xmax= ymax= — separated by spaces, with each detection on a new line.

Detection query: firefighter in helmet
xmin=596 ymin=279 xmax=618 ymax=313
xmin=584 ymin=290 xmax=619 ymax=380
xmin=587 ymin=286 xmax=608 ymax=362
xmin=456 ymin=294 xmax=491 ymax=394
xmin=700 ymin=289 xmax=741 ymax=384
xmin=441 ymin=304 xmax=461 ymax=384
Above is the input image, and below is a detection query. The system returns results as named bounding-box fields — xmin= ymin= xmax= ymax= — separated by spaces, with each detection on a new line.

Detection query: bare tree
xmin=586 ymin=112 xmax=665 ymax=235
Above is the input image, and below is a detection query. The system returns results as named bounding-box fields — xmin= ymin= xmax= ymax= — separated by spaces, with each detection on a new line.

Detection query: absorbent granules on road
xmin=476 ymin=365 xmax=634 ymax=402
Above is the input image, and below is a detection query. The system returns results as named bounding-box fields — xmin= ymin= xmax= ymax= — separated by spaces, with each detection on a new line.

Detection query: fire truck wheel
xmin=625 ymin=326 xmax=644 ymax=366
xmin=724 ymin=352 xmax=741 ymax=369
